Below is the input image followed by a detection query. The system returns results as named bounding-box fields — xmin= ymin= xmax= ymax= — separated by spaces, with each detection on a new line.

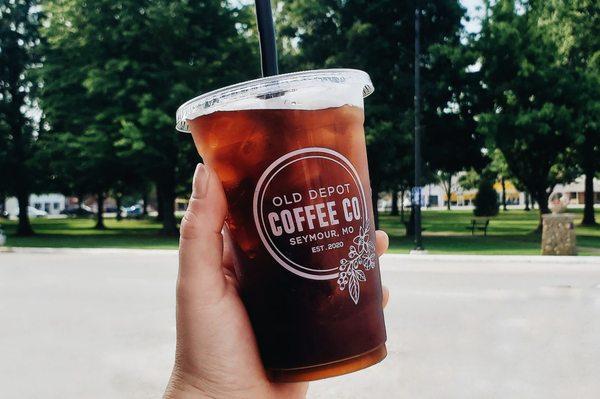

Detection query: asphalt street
xmin=1 ymin=250 xmax=599 ymax=398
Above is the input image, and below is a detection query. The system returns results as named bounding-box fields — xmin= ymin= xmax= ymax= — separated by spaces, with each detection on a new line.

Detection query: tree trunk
xmin=501 ymin=176 xmax=507 ymax=211
xmin=534 ymin=190 xmax=550 ymax=231
xmin=156 ymin=185 xmax=164 ymax=222
xmin=95 ymin=192 xmax=106 ymax=230
xmin=524 ymin=192 xmax=530 ymax=211
xmin=446 ymin=174 xmax=452 ymax=210
xmin=116 ymin=194 xmax=123 ymax=221
xmin=16 ymin=189 xmax=34 ymax=236
xmin=142 ymin=190 xmax=148 ymax=217
xmin=158 ymin=182 xmax=178 ymax=235
xmin=0 ymin=194 xmax=6 ymax=216
xmin=371 ymin=185 xmax=380 ymax=230
xmin=390 ymin=190 xmax=399 ymax=216
xmin=400 ymin=189 xmax=405 ymax=223
xmin=538 ymin=193 xmax=550 ymax=214
xmin=406 ymin=205 xmax=415 ymax=237
xmin=77 ymin=193 xmax=84 ymax=210
xmin=582 ymin=169 xmax=597 ymax=226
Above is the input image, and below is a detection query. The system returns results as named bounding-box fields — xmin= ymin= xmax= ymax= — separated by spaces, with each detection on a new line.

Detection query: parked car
xmin=125 ymin=204 xmax=144 ymax=218
xmin=61 ymin=205 xmax=94 ymax=217
xmin=27 ymin=206 xmax=48 ymax=218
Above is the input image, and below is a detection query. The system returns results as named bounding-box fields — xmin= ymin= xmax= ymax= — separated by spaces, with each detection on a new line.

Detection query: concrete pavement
xmin=1 ymin=250 xmax=599 ymax=398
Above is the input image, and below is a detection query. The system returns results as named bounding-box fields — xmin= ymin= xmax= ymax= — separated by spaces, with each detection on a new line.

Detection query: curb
xmin=4 ymin=247 xmax=178 ymax=255
xmin=3 ymin=247 xmax=599 ymax=264
xmin=383 ymin=253 xmax=600 ymax=265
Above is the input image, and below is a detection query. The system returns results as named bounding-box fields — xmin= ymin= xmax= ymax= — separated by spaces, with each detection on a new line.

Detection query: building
xmin=5 ymin=193 xmax=67 ymax=217
xmin=552 ymin=176 xmax=600 ymax=205
xmin=380 ymin=175 xmax=599 ymax=212
xmin=492 ymin=180 xmax=525 ymax=206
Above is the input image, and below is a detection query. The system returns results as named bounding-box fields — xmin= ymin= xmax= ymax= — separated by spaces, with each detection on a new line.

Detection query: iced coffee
xmin=176 ymin=69 xmax=386 ymax=381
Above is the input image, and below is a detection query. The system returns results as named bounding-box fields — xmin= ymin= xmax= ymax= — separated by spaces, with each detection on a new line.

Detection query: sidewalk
xmin=1 ymin=251 xmax=599 ymax=398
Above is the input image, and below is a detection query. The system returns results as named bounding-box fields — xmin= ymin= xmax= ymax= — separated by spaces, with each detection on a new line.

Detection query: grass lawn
xmin=380 ymin=209 xmax=600 ymax=256
xmin=2 ymin=218 xmax=179 ymax=249
xmin=1 ymin=210 xmax=599 ymax=255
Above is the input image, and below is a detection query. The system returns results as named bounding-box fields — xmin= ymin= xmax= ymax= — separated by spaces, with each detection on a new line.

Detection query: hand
xmin=164 ymin=163 xmax=390 ymax=399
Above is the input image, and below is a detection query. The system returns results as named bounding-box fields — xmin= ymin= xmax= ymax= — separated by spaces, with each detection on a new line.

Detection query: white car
xmin=7 ymin=206 xmax=48 ymax=219
xmin=19 ymin=206 xmax=48 ymax=218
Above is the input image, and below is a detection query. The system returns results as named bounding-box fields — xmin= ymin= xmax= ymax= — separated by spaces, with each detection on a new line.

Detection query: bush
xmin=474 ymin=175 xmax=499 ymax=217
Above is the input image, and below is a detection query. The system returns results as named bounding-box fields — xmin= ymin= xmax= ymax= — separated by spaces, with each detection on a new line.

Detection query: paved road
xmin=1 ymin=250 xmax=599 ymax=399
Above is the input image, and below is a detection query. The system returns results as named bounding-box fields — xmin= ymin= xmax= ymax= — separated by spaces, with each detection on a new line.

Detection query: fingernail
xmin=192 ymin=163 xmax=210 ymax=199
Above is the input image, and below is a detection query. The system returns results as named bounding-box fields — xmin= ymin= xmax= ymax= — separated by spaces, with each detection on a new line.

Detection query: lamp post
xmin=413 ymin=2 xmax=424 ymax=251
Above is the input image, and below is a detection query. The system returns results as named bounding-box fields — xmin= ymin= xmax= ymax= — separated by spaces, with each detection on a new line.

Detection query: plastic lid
xmin=175 ymin=69 xmax=374 ymax=133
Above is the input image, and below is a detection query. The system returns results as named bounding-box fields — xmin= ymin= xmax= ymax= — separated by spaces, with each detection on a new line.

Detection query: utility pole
xmin=413 ymin=2 xmax=424 ymax=251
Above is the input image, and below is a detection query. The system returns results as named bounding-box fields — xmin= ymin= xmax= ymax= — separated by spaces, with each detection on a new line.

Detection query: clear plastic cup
xmin=176 ymin=69 xmax=386 ymax=381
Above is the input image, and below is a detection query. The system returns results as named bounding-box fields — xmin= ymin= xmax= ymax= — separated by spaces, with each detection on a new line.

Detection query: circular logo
xmin=253 ymin=147 xmax=368 ymax=280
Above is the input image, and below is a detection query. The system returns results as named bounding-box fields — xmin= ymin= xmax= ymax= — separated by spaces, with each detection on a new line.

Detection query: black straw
xmin=255 ymin=0 xmax=279 ymax=77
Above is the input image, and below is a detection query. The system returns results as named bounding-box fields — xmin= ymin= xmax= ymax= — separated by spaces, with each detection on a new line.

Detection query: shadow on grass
xmin=5 ymin=233 xmax=179 ymax=249
xmin=2 ymin=217 xmax=180 ymax=249
xmin=2 ymin=211 xmax=598 ymax=254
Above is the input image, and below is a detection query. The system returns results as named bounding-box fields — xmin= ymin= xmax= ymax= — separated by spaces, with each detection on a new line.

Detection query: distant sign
xmin=411 ymin=186 xmax=426 ymax=207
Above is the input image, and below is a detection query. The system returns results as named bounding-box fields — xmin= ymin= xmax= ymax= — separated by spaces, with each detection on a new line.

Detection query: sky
xmin=460 ymin=0 xmax=485 ymax=34
xmin=237 ymin=0 xmax=485 ymax=34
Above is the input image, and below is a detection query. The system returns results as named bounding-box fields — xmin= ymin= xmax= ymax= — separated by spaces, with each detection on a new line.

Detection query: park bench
xmin=467 ymin=218 xmax=490 ymax=236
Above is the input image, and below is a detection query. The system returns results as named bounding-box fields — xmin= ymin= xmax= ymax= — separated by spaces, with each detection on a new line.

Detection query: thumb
xmin=178 ymin=163 xmax=228 ymax=306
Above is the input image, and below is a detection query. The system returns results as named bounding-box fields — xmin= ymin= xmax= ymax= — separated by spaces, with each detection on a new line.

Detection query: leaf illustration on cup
xmin=337 ymin=219 xmax=375 ymax=304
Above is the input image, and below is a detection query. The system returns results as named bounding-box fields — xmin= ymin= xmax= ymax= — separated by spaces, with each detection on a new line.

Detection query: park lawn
xmin=2 ymin=218 xmax=179 ymax=249
xmin=380 ymin=209 xmax=600 ymax=256
xmin=1 ymin=210 xmax=599 ymax=255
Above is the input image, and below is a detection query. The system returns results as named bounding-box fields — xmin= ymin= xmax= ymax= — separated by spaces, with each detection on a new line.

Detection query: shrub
xmin=474 ymin=174 xmax=499 ymax=217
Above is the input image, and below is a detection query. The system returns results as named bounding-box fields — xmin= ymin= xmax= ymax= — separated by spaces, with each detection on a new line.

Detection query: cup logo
xmin=253 ymin=147 xmax=376 ymax=303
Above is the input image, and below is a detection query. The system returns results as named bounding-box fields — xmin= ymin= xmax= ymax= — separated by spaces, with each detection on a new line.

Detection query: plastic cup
xmin=176 ymin=69 xmax=386 ymax=381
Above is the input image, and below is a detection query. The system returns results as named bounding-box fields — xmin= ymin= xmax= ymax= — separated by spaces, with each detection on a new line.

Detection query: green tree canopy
xmin=279 ymin=0 xmax=481 ymax=225
xmin=0 ymin=0 xmax=43 ymax=235
xmin=40 ymin=0 xmax=259 ymax=233
xmin=539 ymin=0 xmax=600 ymax=225
xmin=476 ymin=0 xmax=580 ymax=223
xmin=473 ymin=169 xmax=499 ymax=217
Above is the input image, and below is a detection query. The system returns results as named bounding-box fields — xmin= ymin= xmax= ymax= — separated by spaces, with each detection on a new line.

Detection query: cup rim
xmin=175 ymin=68 xmax=374 ymax=133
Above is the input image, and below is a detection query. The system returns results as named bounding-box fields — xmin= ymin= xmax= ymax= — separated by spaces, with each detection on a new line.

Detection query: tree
xmin=35 ymin=7 xmax=98 ymax=218
xmin=458 ymin=168 xmax=479 ymax=191
xmin=476 ymin=0 xmax=580 ymax=226
xmin=539 ymin=0 xmax=599 ymax=225
xmin=488 ymin=149 xmax=511 ymax=211
xmin=40 ymin=0 xmax=132 ymax=229
xmin=390 ymin=190 xmax=399 ymax=216
xmin=102 ymin=0 xmax=258 ymax=234
xmin=437 ymin=171 xmax=454 ymax=210
xmin=0 ymin=0 xmax=42 ymax=236
xmin=473 ymin=170 xmax=499 ymax=217
xmin=388 ymin=185 xmax=409 ymax=221
xmin=0 ymin=118 xmax=10 ymax=213
xmin=279 ymin=0 xmax=474 ymax=227
xmin=423 ymin=39 xmax=487 ymax=202
xmin=40 ymin=0 xmax=258 ymax=234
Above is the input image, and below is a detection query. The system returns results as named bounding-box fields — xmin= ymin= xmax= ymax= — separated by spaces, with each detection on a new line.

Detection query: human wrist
xmin=164 ymin=369 xmax=212 ymax=399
